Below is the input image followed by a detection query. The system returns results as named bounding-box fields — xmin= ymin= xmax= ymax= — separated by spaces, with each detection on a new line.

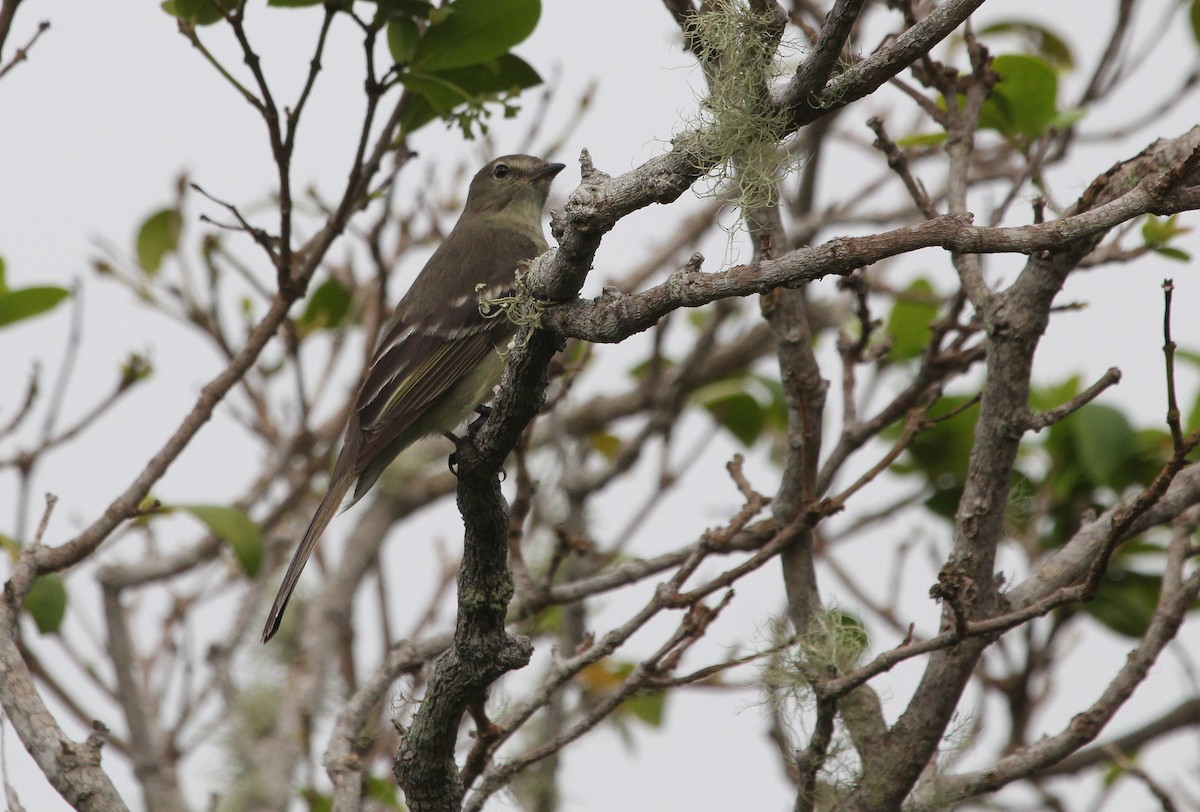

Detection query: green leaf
xmin=161 ymin=0 xmax=233 ymax=25
xmin=178 ymin=504 xmax=263 ymax=576
xmin=24 ymin=574 xmax=67 ymax=635
xmin=628 ymin=356 xmax=675 ymax=380
xmin=589 ymin=432 xmax=623 ymax=462
xmin=978 ymin=54 xmax=1059 ymax=142
xmin=0 ymin=285 xmax=70 ymax=328
xmin=577 ymin=659 xmax=632 ymax=696
xmin=1029 ymin=375 xmax=1081 ymax=413
xmin=0 ymin=255 xmax=70 ymax=329
xmin=885 ymin=278 xmax=939 ymax=362
xmin=691 ymin=379 xmax=766 ymax=446
xmin=890 ymin=394 xmax=979 ymax=522
xmin=924 ymin=484 xmax=964 ymax=523
xmin=387 ymin=16 xmax=421 ymax=64
xmin=136 ymin=208 xmax=183 ymax=275
xmin=977 ymin=19 xmax=1074 ymax=69
xmin=411 ymin=0 xmax=540 ymax=72
xmin=894 ymin=131 xmax=947 ymax=149
xmin=1083 ymin=568 xmax=1161 ymax=638
xmin=754 ymin=374 xmax=789 ymax=432
xmin=400 ymin=53 xmax=542 ymax=133
xmin=819 ymin=609 xmax=870 ymax=670
xmin=1101 ymin=759 xmax=1128 ymax=788
xmin=1142 ymin=214 xmax=1191 ymax=248
xmin=371 ymin=0 xmax=433 ymax=18
xmin=1192 ymin=0 xmax=1200 ymax=48
xmin=622 ymin=691 xmax=667 ymax=727
xmin=1154 ymin=246 xmax=1192 ymax=262
xmin=1049 ymin=107 xmax=1086 ymax=130
xmin=305 ymin=791 xmax=333 ymax=812
xmin=298 ymin=278 xmax=352 ymax=334
xmin=1069 ymin=404 xmax=1135 ymax=486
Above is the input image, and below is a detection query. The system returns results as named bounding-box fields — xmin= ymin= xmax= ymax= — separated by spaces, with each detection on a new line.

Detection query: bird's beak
xmin=531 ymin=162 xmax=566 ymax=183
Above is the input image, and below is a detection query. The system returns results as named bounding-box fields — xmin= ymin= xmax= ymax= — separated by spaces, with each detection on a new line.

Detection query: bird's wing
xmin=351 ymin=224 xmax=538 ymax=472
xmin=356 ymin=319 xmax=502 ymax=435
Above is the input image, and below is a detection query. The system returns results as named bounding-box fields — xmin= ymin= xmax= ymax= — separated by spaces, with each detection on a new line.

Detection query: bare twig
xmin=1024 ymin=368 xmax=1123 ymax=432
xmin=0 ymin=15 xmax=44 ymax=81
xmin=1161 ymin=279 xmax=1185 ymax=449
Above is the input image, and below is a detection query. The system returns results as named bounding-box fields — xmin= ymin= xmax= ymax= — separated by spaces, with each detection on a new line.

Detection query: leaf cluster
xmin=161 ymin=0 xmax=545 ymax=138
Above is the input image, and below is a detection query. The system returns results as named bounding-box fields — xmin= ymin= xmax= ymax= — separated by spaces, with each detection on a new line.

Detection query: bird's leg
xmin=444 ymin=430 xmax=462 ymax=474
xmin=471 ymin=404 xmax=509 ymax=480
xmin=445 ymin=406 xmax=498 ymax=474
xmin=468 ymin=403 xmax=492 ymax=434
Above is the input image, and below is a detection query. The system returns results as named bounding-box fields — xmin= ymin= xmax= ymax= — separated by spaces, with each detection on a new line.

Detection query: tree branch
xmin=538 ymin=127 xmax=1200 ymax=343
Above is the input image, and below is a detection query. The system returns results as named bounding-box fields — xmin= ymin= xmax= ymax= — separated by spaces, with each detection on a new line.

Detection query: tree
xmin=2 ymin=0 xmax=1199 ymax=810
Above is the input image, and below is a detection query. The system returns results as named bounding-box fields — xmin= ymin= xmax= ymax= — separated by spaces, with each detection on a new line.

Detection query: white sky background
xmin=1 ymin=1 xmax=1200 ymax=810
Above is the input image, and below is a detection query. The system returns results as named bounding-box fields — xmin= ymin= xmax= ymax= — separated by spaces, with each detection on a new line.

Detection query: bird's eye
xmin=492 ymin=163 xmax=509 ymax=179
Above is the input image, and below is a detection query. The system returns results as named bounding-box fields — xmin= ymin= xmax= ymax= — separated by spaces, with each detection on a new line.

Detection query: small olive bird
xmin=262 ymin=154 xmax=565 ymax=643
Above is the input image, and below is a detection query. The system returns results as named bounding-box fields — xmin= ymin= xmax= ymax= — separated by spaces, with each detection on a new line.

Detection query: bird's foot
xmin=444 ymin=406 xmax=495 ymax=475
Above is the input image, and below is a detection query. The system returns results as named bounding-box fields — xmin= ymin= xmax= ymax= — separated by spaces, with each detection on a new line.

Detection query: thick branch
xmin=326 ymin=634 xmax=453 ymax=809
xmin=102 ymin=586 xmax=187 ymax=812
xmin=789 ymin=0 xmax=867 ymax=101
xmin=789 ymin=0 xmax=988 ymax=124
xmin=0 ymin=597 xmax=127 ymax=810
xmin=538 ymin=134 xmax=1200 ymax=343
xmin=393 ymin=328 xmax=561 ymax=809
xmin=840 ymin=119 xmax=1200 ymax=812
xmin=1044 ymin=697 xmax=1200 ymax=776
xmin=909 ymin=525 xmax=1200 ymax=808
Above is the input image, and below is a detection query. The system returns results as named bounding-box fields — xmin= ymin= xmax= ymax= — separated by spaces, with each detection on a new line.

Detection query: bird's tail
xmin=261 ymin=460 xmax=355 ymax=643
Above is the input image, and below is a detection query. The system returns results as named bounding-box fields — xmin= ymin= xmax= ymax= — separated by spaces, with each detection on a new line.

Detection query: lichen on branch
xmin=684 ymin=0 xmax=802 ymax=213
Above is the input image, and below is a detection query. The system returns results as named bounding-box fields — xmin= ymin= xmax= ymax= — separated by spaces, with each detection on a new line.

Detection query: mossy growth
xmin=684 ymin=0 xmax=801 ymax=215
xmin=762 ymin=608 xmax=870 ymax=693
xmin=477 ymin=275 xmax=545 ymax=353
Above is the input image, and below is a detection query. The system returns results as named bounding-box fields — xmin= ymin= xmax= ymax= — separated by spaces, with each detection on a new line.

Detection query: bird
xmin=262 ymin=154 xmax=566 ymax=642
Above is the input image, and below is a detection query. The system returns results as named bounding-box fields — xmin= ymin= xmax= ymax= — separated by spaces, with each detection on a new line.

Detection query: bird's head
xmin=463 ymin=154 xmax=565 ymax=221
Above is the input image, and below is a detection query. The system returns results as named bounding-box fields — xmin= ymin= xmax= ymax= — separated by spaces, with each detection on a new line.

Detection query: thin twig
xmin=1024 ymin=367 xmax=1123 ymax=432
xmin=0 ymin=16 xmax=45 ymax=81
xmin=1161 ymin=279 xmax=1184 ymax=449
